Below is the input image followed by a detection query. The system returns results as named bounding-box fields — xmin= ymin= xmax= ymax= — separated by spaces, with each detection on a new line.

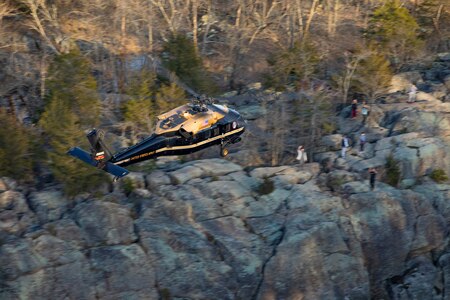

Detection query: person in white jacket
xmin=341 ymin=135 xmax=350 ymax=159
xmin=296 ymin=145 xmax=308 ymax=165
xmin=408 ymin=84 xmax=417 ymax=103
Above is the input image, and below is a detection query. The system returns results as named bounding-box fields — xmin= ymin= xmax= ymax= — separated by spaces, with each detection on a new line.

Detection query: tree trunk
xmin=201 ymin=0 xmax=212 ymax=55
xmin=192 ymin=0 xmax=198 ymax=53
xmin=303 ymin=0 xmax=318 ymax=42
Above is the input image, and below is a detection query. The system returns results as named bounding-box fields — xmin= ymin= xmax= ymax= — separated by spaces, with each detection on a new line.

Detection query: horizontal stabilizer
xmin=68 ymin=147 xmax=129 ymax=179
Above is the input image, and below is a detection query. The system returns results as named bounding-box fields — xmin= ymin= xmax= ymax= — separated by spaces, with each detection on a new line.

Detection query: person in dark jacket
xmin=369 ymin=167 xmax=378 ymax=190
xmin=359 ymin=132 xmax=366 ymax=152
xmin=351 ymin=99 xmax=358 ymax=119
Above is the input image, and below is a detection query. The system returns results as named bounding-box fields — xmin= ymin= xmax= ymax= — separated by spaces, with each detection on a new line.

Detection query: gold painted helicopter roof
xmin=154 ymin=103 xmax=229 ymax=135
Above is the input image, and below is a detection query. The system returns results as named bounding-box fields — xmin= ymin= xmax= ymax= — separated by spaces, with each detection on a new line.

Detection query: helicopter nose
xmin=237 ymin=115 xmax=247 ymax=128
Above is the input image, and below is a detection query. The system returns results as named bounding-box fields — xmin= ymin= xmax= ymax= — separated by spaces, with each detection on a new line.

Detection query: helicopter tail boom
xmin=67 ymin=147 xmax=130 ymax=179
xmin=67 ymin=128 xmax=130 ymax=180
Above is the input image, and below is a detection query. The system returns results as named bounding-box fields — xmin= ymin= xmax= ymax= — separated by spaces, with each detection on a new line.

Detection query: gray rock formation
xmin=1 ymin=151 xmax=450 ymax=300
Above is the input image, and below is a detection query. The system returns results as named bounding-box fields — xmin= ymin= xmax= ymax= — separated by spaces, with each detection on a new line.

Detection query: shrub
xmin=385 ymin=154 xmax=401 ymax=187
xmin=430 ymin=169 xmax=448 ymax=183
xmin=122 ymin=178 xmax=136 ymax=195
xmin=258 ymin=177 xmax=275 ymax=195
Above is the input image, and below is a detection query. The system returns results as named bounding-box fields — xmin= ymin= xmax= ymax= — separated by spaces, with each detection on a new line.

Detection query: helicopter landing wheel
xmin=220 ymin=147 xmax=229 ymax=157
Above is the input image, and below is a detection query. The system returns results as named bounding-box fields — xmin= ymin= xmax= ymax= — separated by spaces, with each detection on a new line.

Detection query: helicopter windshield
xmin=159 ymin=114 xmax=186 ymax=130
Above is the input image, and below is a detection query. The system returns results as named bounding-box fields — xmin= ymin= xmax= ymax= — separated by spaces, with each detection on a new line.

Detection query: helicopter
xmin=68 ymin=97 xmax=246 ymax=181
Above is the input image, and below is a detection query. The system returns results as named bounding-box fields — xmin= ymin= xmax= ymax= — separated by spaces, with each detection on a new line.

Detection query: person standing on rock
xmin=351 ymin=99 xmax=358 ymax=119
xmin=341 ymin=135 xmax=349 ymax=159
xmin=296 ymin=145 xmax=308 ymax=165
xmin=369 ymin=167 xmax=378 ymax=190
xmin=408 ymin=84 xmax=417 ymax=103
xmin=361 ymin=102 xmax=369 ymax=124
xmin=359 ymin=132 xmax=366 ymax=153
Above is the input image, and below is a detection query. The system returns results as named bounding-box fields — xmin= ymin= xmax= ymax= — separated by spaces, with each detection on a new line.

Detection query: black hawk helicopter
xmin=68 ymin=97 xmax=246 ymax=181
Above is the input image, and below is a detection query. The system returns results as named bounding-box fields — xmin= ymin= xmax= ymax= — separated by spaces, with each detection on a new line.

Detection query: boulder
xmin=439 ymin=253 xmax=450 ymax=299
xmin=343 ymin=189 xmax=445 ymax=297
xmin=227 ymin=171 xmax=262 ymax=191
xmin=124 ymin=172 xmax=146 ymax=189
xmin=0 ymin=191 xmax=29 ymax=213
xmin=0 ymin=178 xmax=8 ymax=193
xmin=193 ymin=158 xmax=243 ymax=176
xmin=32 ymin=234 xmax=84 ymax=266
xmin=410 ymin=214 xmax=447 ymax=255
xmin=74 ymin=201 xmax=136 ymax=247
xmin=257 ymin=221 xmax=369 ymax=299
xmin=88 ymin=244 xmax=157 ymax=299
xmin=320 ymin=134 xmax=343 ymax=151
xmin=6 ymin=259 xmax=98 ymax=300
xmin=27 ymin=190 xmax=69 ymax=223
xmin=43 ymin=219 xmax=86 ymax=249
xmin=416 ymin=91 xmax=439 ymax=102
xmin=238 ymin=104 xmax=267 ymax=120
xmin=389 ymin=71 xmax=423 ymax=93
xmin=197 ymin=180 xmax=252 ymax=202
xmin=393 ymin=146 xmax=419 ymax=179
xmin=145 ymin=170 xmax=171 ymax=190
xmin=0 ymin=191 xmax=34 ymax=234
xmin=168 ymin=165 xmax=204 ymax=184
xmin=326 ymin=170 xmax=359 ymax=192
xmin=437 ymin=52 xmax=450 ymax=61
xmin=136 ymin=219 xmax=254 ymax=299
xmin=249 ymin=166 xmax=298 ymax=179
xmin=374 ymin=132 xmax=421 ymax=152
xmin=200 ymin=216 xmax=265 ymax=298
xmin=387 ymin=256 xmax=439 ymax=300
xmin=342 ymin=181 xmax=371 ymax=194
xmin=444 ymin=74 xmax=450 ymax=89
xmin=0 ymin=239 xmax=46 ymax=281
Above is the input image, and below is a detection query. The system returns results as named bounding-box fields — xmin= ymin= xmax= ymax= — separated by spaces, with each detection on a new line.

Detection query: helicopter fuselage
xmin=110 ymin=103 xmax=246 ymax=167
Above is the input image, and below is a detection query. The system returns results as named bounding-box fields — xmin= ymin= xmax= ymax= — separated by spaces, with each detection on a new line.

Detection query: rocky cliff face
xmin=1 ymin=154 xmax=450 ymax=299
xmin=1 ymin=54 xmax=450 ymax=300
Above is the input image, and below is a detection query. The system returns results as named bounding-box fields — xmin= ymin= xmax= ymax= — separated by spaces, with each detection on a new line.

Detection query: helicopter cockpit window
xmin=160 ymin=114 xmax=186 ymax=129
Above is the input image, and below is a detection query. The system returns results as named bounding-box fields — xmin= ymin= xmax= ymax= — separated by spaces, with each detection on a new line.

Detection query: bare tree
xmin=0 ymin=2 xmax=16 ymax=49
xmin=19 ymin=0 xmax=67 ymax=53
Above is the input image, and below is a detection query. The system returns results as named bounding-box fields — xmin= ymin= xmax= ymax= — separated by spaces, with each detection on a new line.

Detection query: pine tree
xmin=351 ymin=49 xmax=393 ymax=103
xmin=366 ymin=0 xmax=423 ymax=68
xmin=0 ymin=109 xmax=35 ymax=181
xmin=122 ymin=70 xmax=157 ymax=136
xmin=40 ymin=49 xmax=107 ymax=195
xmin=162 ymin=34 xmax=217 ymax=95
xmin=39 ymin=98 xmax=106 ymax=195
xmin=45 ymin=49 xmax=100 ymax=127
xmin=154 ymin=82 xmax=186 ymax=115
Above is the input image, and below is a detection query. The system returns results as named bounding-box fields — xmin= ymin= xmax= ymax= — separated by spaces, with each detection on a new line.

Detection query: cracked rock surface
xmin=1 ymin=157 xmax=450 ymax=299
